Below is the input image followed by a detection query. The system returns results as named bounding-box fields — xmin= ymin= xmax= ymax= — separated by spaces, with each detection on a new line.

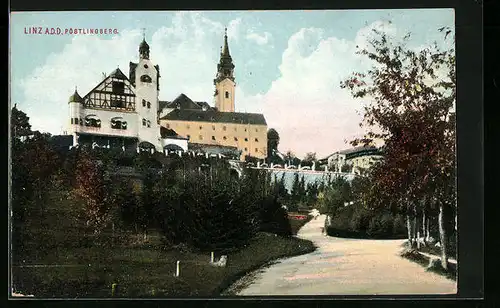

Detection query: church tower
xmin=135 ymin=35 xmax=161 ymax=150
xmin=214 ymin=28 xmax=236 ymax=112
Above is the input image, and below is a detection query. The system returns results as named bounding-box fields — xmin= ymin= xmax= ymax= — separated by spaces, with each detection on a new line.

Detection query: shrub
xmin=367 ymin=212 xmax=394 ymax=238
xmin=259 ymin=196 xmax=292 ymax=237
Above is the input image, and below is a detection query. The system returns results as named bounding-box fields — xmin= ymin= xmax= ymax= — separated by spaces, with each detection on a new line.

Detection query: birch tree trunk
xmin=406 ymin=213 xmax=413 ymax=248
xmin=426 ymin=214 xmax=431 ymax=242
xmin=422 ymin=209 xmax=426 ymax=246
xmin=438 ymin=202 xmax=448 ymax=270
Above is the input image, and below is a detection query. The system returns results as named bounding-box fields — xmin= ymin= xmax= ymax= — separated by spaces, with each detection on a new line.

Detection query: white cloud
xmin=238 ymin=23 xmax=397 ymax=158
xmin=17 ymin=16 xmax=396 ymax=158
xmin=245 ymin=28 xmax=272 ymax=46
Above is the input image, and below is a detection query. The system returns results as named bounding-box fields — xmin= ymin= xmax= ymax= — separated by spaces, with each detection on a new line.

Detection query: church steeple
xmin=214 ymin=28 xmax=235 ymax=84
xmin=139 ymin=29 xmax=150 ymax=60
xmin=213 ymin=28 xmax=236 ymax=113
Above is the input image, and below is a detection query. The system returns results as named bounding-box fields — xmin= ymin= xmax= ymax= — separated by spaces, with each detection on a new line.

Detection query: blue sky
xmin=10 ymin=9 xmax=454 ymax=158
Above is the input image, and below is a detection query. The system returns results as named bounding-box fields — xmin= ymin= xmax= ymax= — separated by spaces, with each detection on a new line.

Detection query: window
xmin=147 ymin=120 xmax=151 ymax=128
xmin=234 ymin=127 xmax=237 ymax=131
xmin=187 ymin=124 xmax=190 ymax=129
xmin=110 ymin=99 xmax=124 ymax=108
xmin=212 ymin=136 xmax=216 ymax=140
xmin=223 ymin=136 xmax=227 ymax=140
xmin=187 ymin=135 xmax=190 ymax=140
xmin=223 ymin=126 xmax=227 ymax=131
xmin=255 ymin=148 xmax=258 ymax=153
xmin=112 ymin=81 xmax=125 ymax=94
xmin=144 ymin=64 xmax=149 ymax=69
xmin=255 ymin=138 xmax=259 ymax=142
xmin=199 ymin=135 xmax=203 ymax=140
xmin=199 ymin=126 xmax=203 ymax=130
xmin=111 ymin=117 xmax=127 ymax=130
xmin=234 ymin=137 xmax=238 ymax=141
xmin=140 ymin=75 xmax=152 ymax=83
xmin=79 ymin=118 xmax=83 ymax=125
xmin=244 ymin=128 xmax=247 ymax=132
xmin=142 ymin=119 xmax=146 ymax=126
xmin=255 ymin=128 xmax=259 ymax=132
xmin=212 ymin=125 xmax=216 ymax=130
xmin=225 ymin=91 xmax=229 ymax=99
xmin=244 ymin=147 xmax=248 ymax=152
xmin=70 ymin=118 xmax=73 ymax=124
xmin=85 ymin=115 xmax=101 ymax=128
xmin=166 ymin=124 xmax=170 ymax=128
xmin=142 ymin=99 xmax=146 ymax=107
xmin=147 ymin=101 xmax=151 ymax=109
xmin=244 ymin=138 xmax=248 ymax=142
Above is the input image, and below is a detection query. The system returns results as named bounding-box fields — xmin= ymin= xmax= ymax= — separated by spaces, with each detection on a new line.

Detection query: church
xmin=67 ymin=29 xmax=268 ymax=161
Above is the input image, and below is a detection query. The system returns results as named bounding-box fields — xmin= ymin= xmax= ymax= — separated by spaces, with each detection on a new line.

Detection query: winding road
xmin=231 ymin=215 xmax=457 ymax=296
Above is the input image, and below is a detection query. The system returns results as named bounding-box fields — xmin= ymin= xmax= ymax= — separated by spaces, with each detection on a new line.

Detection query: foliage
xmin=11 ymin=104 xmax=32 ymax=139
xmin=302 ymin=152 xmax=317 ymax=163
xmin=73 ymin=149 xmax=114 ymax=235
xmin=267 ymin=128 xmax=280 ymax=158
xmin=340 ymin=27 xmax=456 ymax=256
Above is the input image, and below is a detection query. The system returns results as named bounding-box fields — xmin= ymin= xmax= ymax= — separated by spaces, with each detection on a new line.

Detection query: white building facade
xmin=67 ymin=38 xmax=187 ymax=153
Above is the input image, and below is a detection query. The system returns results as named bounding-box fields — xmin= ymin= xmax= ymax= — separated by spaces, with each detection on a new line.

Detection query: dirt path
xmin=232 ymin=215 xmax=457 ymax=296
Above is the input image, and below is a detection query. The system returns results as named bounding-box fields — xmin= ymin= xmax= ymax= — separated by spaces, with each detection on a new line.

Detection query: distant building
xmin=319 ymin=145 xmax=383 ymax=174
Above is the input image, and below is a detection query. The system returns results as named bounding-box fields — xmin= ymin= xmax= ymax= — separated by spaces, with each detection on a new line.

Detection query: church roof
xmin=160 ymin=108 xmax=267 ymax=125
xmin=159 ymin=94 xmax=213 ymax=112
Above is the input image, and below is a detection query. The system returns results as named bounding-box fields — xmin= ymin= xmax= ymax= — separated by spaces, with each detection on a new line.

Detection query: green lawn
xmin=12 ymin=230 xmax=315 ymax=297
xmin=12 ymin=191 xmax=316 ymax=297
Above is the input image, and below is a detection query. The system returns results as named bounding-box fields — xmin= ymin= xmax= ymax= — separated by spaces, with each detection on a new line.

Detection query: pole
xmin=175 ymin=261 xmax=180 ymax=277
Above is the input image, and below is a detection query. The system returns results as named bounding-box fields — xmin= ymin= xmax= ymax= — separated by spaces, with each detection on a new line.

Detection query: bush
xmin=367 ymin=212 xmax=393 ymax=238
xmin=259 ymin=196 xmax=292 ymax=237
xmin=326 ymin=203 xmax=407 ymax=239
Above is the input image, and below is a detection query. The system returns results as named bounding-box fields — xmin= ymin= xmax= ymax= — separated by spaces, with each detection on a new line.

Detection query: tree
xmin=303 ymin=152 xmax=317 ymax=163
xmin=73 ymin=149 xmax=113 ymax=235
xmin=341 ymin=26 xmax=456 ymax=267
xmin=267 ymin=128 xmax=280 ymax=158
xmin=11 ymin=104 xmax=32 ymax=139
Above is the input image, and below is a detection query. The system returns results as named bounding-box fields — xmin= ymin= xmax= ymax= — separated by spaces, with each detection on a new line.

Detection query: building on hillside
xmin=319 ymin=145 xmax=383 ymax=174
xmin=67 ymin=29 xmax=267 ymax=160
xmin=67 ymin=35 xmax=169 ymax=153
xmin=158 ymin=29 xmax=268 ymax=161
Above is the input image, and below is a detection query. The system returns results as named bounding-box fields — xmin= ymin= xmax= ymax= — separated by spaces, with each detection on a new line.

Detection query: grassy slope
xmin=12 ymin=192 xmax=316 ymax=297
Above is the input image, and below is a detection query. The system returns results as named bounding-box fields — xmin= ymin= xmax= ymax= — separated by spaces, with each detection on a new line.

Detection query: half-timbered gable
xmin=82 ymin=68 xmax=137 ymax=112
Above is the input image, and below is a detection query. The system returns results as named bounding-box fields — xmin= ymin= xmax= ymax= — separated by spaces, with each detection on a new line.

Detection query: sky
xmin=10 ymin=9 xmax=454 ymax=158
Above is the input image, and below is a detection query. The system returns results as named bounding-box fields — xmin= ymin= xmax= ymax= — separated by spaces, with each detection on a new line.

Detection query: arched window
xmin=142 ymin=119 xmax=146 ymax=126
xmin=111 ymin=117 xmax=127 ymax=130
xmin=85 ymin=115 xmax=101 ymax=128
xmin=147 ymin=120 xmax=151 ymax=128
xmin=140 ymin=75 xmax=152 ymax=83
xmin=147 ymin=101 xmax=151 ymax=109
